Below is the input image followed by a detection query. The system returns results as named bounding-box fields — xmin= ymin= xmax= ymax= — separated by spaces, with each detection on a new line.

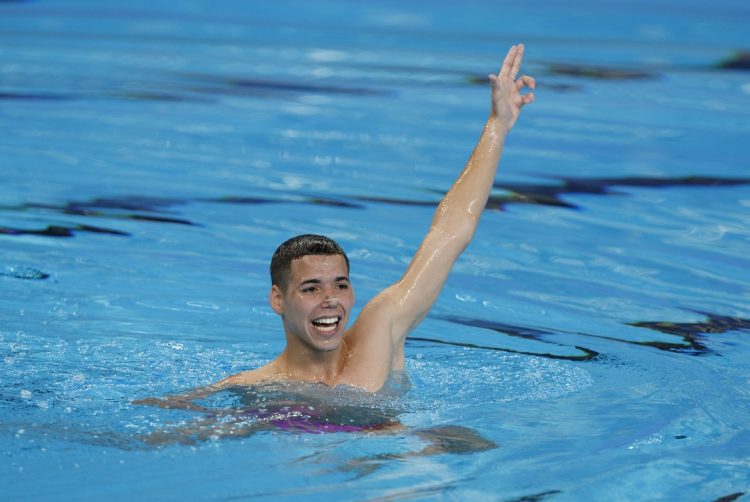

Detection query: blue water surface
xmin=1 ymin=0 xmax=749 ymax=500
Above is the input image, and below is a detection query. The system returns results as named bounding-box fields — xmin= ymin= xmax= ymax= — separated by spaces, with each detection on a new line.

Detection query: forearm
xmin=432 ymin=116 xmax=507 ymax=241
xmin=133 ymin=382 xmax=226 ymax=412
xmin=133 ymin=395 xmax=212 ymax=412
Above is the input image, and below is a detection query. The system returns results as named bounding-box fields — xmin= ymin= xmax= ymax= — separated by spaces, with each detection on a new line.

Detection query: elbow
xmin=430 ymin=201 xmax=480 ymax=250
xmin=434 ymin=218 xmax=475 ymax=252
xmin=451 ymin=211 xmax=480 ymax=248
xmin=451 ymin=226 xmax=474 ymax=252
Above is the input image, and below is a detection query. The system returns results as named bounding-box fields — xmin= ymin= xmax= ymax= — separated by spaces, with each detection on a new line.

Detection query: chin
xmin=309 ymin=334 xmax=344 ymax=352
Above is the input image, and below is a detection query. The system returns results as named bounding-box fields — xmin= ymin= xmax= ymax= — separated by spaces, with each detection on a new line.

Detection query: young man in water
xmin=139 ymin=44 xmax=535 ymax=408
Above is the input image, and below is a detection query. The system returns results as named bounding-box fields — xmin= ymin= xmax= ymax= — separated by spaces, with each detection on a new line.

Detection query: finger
xmin=499 ymin=44 xmax=518 ymax=77
xmin=515 ymin=75 xmax=536 ymax=90
xmin=521 ymin=92 xmax=535 ymax=105
xmin=509 ymin=44 xmax=524 ymax=79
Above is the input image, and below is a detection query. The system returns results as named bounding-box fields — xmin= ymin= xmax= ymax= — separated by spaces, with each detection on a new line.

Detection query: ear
xmin=269 ymin=284 xmax=284 ymax=315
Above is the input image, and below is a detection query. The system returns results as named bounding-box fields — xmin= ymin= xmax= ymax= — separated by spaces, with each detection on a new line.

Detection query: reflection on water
xmin=629 ymin=312 xmax=750 ymax=354
xmin=428 ymin=311 xmax=750 ymax=360
xmin=2 ymin=175 xmax=747 ymax=236
xmin=717 ymin=51 xmax=750 ymax=70
xmin=547 ymin=64 xmax=656 ymax=80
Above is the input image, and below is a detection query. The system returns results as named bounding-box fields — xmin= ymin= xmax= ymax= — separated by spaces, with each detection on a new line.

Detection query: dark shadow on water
xmin=628 ymin=312 xmax=750 ymax=355
xmin=0 ymin=195 xmax=335 ymax=237
xmin=418 ymin=315 xmax=600 ymax=362
xmin=0 ymin=90 xmax=213 ymax=103
xmin=0 ymin=223 xmax=130 ymax=237
xmin=424 ymin=311 xmax=749 ymax=361
xmin=214 ymin=195 xmax=363 ymax=209
xmin=717 ymin=51 xmax=750 ymax=70
xmin=0 ymin=92 xmax=71 ymax=101
xmin=504 ymin=491 xmax=563 ymax=502
xmin=0 ymin=194 xmax=365 ymax=238
xmin=180 ymin=74 xmax=391 ymax=98
xmin=350 ymin=175 xmax=750 ymax=212
xmin=490 ymin=175 xmax=750 ymax=211
xmin=0 ymin=197 xmax=198 ymax=237
xmin=546 ymin=63 xmax=656 ymax=80
xmin=2 ymin=175 xmax=747 ymax=239
xmin=338 ymin=425 xmax=497 ymax=480
xmin=714 ymin=492 xmax=746 ymax=502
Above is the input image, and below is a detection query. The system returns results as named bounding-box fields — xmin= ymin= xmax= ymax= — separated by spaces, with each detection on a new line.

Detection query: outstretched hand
xmin=488 ymin=44 xmax=535 ymax=132
xmin=133 ymin=396 xmax=211 ymax=413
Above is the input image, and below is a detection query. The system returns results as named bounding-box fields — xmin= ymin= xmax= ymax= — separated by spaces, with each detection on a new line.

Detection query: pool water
xmin=2 ymin=0 xmax=749 ymax=500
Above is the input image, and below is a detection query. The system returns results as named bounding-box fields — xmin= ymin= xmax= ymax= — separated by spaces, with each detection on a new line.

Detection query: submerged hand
xmin=488 ymin=44 xmax=535 ymax=132
xmin=133 ymin=396 xmax=209 ymax=412
xmin=132 ymin=397 xmax=175 ymax=408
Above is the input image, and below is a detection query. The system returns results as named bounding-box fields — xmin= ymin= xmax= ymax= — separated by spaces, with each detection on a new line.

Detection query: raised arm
xmin=358 ymin=44 xmax=535 ymax=346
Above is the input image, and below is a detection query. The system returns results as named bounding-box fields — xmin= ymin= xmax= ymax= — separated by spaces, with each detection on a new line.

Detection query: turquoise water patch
xmin=2 ymin=0 xmax=749 ymax=500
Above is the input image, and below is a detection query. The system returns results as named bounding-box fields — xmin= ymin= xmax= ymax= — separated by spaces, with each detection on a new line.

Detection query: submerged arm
xmin=134 ymin=361 xmax=281 ymax=411
xmin=133 ymin=376 xmax=241 ymax=412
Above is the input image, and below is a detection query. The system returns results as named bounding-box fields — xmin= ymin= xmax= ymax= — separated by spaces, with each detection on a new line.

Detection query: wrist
xmin=486 ymin=116 xmax=510 ymax=141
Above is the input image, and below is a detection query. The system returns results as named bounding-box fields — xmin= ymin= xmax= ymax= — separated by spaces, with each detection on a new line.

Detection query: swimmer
xmin=136 ymin=44 xmax=535 ymax=409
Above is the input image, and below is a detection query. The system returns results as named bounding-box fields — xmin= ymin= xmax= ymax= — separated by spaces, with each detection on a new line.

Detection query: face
xmin=270 ymin=254 xmax=354 ymax=353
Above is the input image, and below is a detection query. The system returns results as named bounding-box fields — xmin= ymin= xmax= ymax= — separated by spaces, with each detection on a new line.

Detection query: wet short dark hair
xmin=270 ymin=234 xmax=350 ymax=290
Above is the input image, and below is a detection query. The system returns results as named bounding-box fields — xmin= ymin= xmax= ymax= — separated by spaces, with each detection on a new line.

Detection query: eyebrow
xmin=298 ymin=276 xmax=350 ymax=287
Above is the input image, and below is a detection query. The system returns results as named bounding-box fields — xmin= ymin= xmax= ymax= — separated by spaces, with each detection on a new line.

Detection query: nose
xmin=322 ymin=288 xmax=340 ymax=308
xmin=322 ymin=295 xmax=339 ymax=308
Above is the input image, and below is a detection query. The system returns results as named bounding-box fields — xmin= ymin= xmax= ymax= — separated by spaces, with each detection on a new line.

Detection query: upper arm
xmin=391 ymin=224 xmax=471 ymax=338
xmin=340 ymin=225 xmax=469 ymax=391
xmin=357 ymin=221 xmax=473 ymax=347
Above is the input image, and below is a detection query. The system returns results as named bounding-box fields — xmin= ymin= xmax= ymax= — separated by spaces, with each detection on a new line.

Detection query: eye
xmin=301 ymin=286 xmax=319 ymax=294
xmin=336 ymin=283 xmax=349 ymax=290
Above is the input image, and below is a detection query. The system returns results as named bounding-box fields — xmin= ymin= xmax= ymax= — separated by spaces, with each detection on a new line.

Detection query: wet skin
xmin=271 ymin=254 xmax=355 ymax=356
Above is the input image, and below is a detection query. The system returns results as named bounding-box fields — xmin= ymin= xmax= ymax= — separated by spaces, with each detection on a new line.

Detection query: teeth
xmin=313 ymin=317 xmax=338 ymax=325
xmin=312 ymin=317 xmax=340 ymax=334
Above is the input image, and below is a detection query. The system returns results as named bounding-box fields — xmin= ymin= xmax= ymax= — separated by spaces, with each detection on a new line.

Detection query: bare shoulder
xmin=217 ymin=361 xmax=282 ymax=387
xmin=348 ymin=285 xmax=402 ymax=342
xmin=354 ymin=279 xmax=420 ymax=340
xmin=358 ymin=283 xmax=407 ymax=322
xmin=337 ymin=285 xmax=407 ymax=391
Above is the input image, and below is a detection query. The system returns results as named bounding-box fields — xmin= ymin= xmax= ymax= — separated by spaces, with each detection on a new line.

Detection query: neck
xmin=276 ymin=342 xmax=345 ymax=386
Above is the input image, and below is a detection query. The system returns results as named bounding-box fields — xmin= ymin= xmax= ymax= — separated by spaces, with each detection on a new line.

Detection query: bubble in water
xmin=166 ymin=342 xmax=185 ymax=351
xmin=406 ymin=351 xmax=594 ymax=411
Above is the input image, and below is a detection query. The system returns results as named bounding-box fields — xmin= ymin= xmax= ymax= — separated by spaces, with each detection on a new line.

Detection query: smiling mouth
xmin=311 ymin=316 xmax=341 ymax=335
